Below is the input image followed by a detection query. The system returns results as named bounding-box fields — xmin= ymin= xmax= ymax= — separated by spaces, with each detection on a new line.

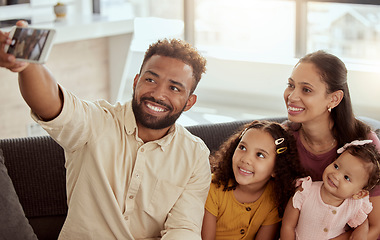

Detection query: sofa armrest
xmin=0 ymin=136 xmax=68 ymax=218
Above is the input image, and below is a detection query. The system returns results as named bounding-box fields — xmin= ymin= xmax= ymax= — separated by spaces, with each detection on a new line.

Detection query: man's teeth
xmin=288 ymin=106 xmax=303 ymax=111
xmin=240 ymin=168 xmax=252 ymax=174
xmin=147 ymin=103 xmax=165 ymax=112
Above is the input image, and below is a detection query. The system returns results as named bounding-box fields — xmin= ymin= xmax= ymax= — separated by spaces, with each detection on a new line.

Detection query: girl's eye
xmin=238 ymin=145 xmax=246 ymax=151
xmin=287 ymin=82 xmax=294 ymax=88
xmin=256 ymin=152 xmax=265 ymax=158
xmin=344 ymin=175 xmax=351 ymax=182
xmin=333 ymin=163 xmax=339 ymax=169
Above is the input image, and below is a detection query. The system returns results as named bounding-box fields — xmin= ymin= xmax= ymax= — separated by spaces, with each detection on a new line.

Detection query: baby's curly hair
xmin=210 ymin=120 xmax=306 ymax=217
xmin=140 ymin=38 xmax=207 ymax=94
xmin=342 ymin=143 xmax=380 ymax=191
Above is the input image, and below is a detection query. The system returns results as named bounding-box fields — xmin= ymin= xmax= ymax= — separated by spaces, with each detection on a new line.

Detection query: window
xmin=189 ymin=0 xmax=380 ymax=64
xmin=194 ymin=0 xmax=295 ymax=61
xmin=306 ymin=2 xmax=380 ymax=63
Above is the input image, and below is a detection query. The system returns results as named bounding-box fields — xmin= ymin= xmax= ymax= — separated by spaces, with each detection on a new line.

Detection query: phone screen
xmin=6 ymin=28 xmax=51 ymax=61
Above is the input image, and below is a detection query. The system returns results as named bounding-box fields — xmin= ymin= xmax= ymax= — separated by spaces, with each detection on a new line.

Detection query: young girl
xmin=201 ymin=120 xmax=305 ymax=240
xmin=281 ymin=140 xmax=380 ymax=240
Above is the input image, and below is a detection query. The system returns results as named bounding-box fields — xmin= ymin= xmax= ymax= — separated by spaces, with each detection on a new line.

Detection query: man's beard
xmin=132 ymin=93 xmax=186 ymax=130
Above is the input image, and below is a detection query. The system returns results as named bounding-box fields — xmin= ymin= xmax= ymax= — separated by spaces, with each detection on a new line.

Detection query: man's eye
xmin=344 ymin=175 xmax=351 ymax=181
xmin=146 ymin=78 xmax=155 ymax=83
xmin=334 ymin=163 xmax=338 ymax=169
xmin=170 ymin=86 xmax=180 ymax=92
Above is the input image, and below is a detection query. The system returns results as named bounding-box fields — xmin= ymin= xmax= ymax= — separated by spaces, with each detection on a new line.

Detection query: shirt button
xmin=332 ymin=210 xmax=337 ymax=214
xmin=240 ymin=229 xmax=245 ymax=234
xmin=141 ymin=148 xmax=145 ymax=152
xmin=246 ymin=207 xmax=251 ymax=211
xmin=129 ymin=195 xmax=134 ymax=199
xmin=324 ymin=228 xmax=328 ymax=232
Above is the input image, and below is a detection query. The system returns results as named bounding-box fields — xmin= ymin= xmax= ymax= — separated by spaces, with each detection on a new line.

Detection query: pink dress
xmin=293 ymin=177 xmax=373 ymax=240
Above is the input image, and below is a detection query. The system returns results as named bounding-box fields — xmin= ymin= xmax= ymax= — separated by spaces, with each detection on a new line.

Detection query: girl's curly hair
xmin=210 ymin=120 xmax=306 ymax=217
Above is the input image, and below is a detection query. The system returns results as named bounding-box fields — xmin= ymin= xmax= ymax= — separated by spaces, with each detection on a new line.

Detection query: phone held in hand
xmin=4 ymin=26 xmax=56 ymax=64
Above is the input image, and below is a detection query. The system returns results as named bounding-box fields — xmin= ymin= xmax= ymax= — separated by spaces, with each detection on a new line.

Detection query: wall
xmin=0 ymin=37 xmax=110 ymax=139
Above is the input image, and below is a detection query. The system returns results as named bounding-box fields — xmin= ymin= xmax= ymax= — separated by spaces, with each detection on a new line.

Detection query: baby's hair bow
xmin=337 ymin=139 xmax=373 ymax=154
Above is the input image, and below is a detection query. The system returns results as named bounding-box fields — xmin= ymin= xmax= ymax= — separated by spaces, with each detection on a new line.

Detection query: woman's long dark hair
xmin=297 ymin=50 xmax=371 ymax=147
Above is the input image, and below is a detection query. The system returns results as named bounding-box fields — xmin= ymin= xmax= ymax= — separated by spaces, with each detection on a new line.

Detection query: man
xmin=0 ymin=23 xmax=211 ymax=239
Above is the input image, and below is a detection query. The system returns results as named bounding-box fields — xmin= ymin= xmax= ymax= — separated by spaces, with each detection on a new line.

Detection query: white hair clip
xmin=337 ymin=139 xmax=373 ymax=154
xmin=275 ymin=138 xmax=284 ymax=145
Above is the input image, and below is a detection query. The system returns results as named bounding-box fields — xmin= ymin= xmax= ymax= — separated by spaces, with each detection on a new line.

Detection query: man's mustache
xmin=140 ymin=96 xmax=173 ymax=111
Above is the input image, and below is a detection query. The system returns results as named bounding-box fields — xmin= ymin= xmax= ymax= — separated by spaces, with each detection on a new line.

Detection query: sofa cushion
xmin=0 ymin=148 xmax=37 ymax=240
xmin=186 ymin=117 xmax=287 ymax=154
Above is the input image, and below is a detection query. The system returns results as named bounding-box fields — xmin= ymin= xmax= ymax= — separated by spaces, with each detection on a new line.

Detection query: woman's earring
xmin=328 ymin=106 xmax=332 ymax=112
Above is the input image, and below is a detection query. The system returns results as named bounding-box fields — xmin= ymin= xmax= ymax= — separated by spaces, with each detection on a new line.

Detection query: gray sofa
xmin=0 ymin=116 xmax=379 ymax=240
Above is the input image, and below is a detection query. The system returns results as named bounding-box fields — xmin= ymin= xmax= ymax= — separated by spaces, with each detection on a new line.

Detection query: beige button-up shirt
xmin=32 ymin=87 xmax=211 ymax=240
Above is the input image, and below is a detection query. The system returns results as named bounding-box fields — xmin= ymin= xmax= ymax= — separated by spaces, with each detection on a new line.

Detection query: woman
xmin=283 ymin=50 xmax=380 ymax=240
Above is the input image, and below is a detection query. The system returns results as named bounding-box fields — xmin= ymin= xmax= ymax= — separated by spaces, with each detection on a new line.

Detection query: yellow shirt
xmin=205 ymin=180 xmax=280 ymax=240
xmin=32 ymin=87 xmax=211 ymax=240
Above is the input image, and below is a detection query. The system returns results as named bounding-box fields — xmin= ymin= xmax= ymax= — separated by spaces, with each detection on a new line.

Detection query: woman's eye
xmin=287 ymin=83 xmax=294 ymax=88
xmin=344 ymin=175 xmax=351 ymax=181
xmin=303 ymin=87 xmax=312 ymax=93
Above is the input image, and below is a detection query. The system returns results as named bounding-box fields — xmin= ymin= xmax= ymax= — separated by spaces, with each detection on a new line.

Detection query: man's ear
xmin=183 ymin=94 xmax=197 ymax=112
xmin=133 ymin=74 xmax=139 ymax=89
xmin=330 ymin=90 xmax=344 ymax=109
xmin=352 ymin=189 xmax=369 ymax=200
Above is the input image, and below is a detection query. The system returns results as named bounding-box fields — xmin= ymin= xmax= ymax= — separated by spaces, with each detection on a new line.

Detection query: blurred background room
xmin=0 ymin=0 xmax=379 ymax=138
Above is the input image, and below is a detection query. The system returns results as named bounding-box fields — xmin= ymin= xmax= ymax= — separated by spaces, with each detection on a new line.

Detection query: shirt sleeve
xmin=204 ymin=182 xmax=219 ymax=217
xmin=347 ymin=196 xmax=373 ymax=228
xmin=293 ymin=176 xmax=312 ymax=210
xmin=31 ymin=85 xmax=107 ymax=152
xmin=161 ymin=149 xmax=211 ymax=240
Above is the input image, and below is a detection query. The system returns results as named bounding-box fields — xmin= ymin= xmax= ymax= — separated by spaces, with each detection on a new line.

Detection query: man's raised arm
xmin=18 ymin=64 xmax=63 ymax=120
xmin=0 ymin=22 xmax=63 ymax=121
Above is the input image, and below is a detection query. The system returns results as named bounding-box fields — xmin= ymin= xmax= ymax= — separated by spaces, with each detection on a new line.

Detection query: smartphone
xmin=4 ymin=26 xmax=56 ymax=64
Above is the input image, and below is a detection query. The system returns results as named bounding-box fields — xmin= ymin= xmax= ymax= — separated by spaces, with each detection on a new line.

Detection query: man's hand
xmin=0 ymin=21 xmax=30 ymax=72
